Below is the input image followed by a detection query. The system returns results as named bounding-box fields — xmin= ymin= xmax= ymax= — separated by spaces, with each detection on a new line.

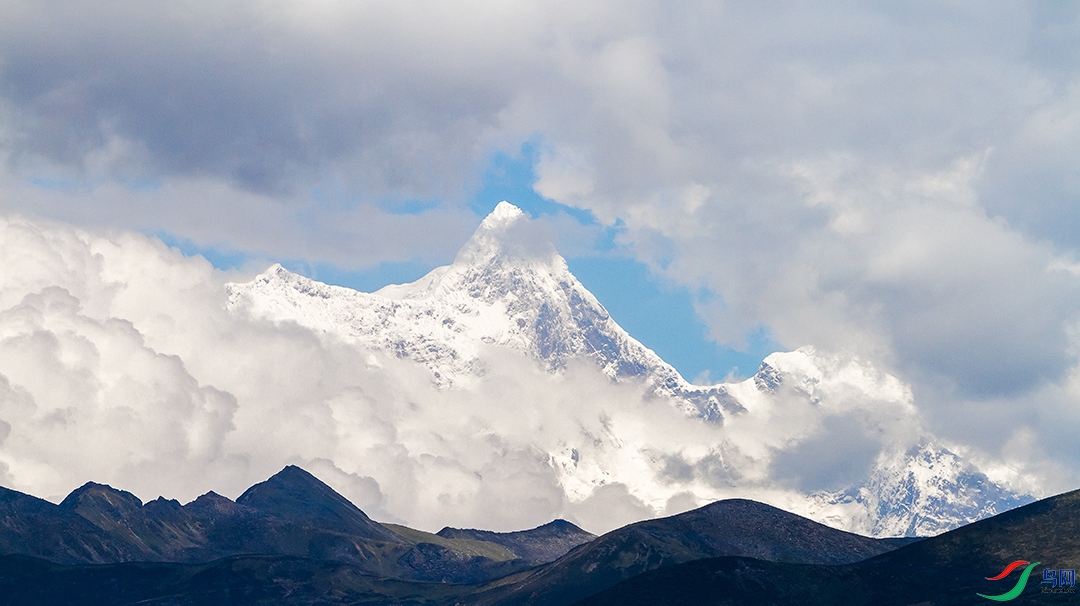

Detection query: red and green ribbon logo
xmin=978 ymin=560 xmax=1040 ymax=601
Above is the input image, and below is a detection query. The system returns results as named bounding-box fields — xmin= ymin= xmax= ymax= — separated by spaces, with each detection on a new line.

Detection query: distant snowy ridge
xmin=227 ymin=202 xmax=739 ymax=420
xmin=731 ymin=351 xmax=1033 ymax=536
xmin=807 ymin=443 xmax=1032 ymax=537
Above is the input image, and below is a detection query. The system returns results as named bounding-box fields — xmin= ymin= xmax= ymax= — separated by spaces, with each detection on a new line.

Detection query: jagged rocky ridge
xmin=226 ymin=202 xmax=1030 ymax=537
xmin=809 ymin=443 xmax=1032 ymax=537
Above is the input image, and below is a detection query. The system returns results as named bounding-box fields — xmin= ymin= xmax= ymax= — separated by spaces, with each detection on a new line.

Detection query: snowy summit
xmin=227 ymin=202 xmax=739 ymax=420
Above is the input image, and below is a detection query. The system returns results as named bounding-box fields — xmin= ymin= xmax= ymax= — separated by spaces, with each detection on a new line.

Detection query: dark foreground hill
xmin=0 ymin=494 xmax=911 ymax=606
xmin=7 ymin=468 xmax=1071 ymax=606
xmin=0 ymin=554 xmax=469 ymax=606
xmin=462 ymin=498 xmax=904 ymax=605
xmin=0 ymin=466 xmax=590 ymax=584
xmin=578 ymin=487 xmax=1080 ymax=605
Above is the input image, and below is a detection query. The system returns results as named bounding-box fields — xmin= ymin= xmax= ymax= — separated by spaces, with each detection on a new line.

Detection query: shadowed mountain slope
xmin=0 ymin=486 xmax=131 ymax=564
xmin=0 ymin=554 xmax=476 ymax=606
xmin=44 ymin=468 xmax=413 ymax=570
xmin=578 ymin=487 xmax=1080 ymax=605
xmin=235 ymin=465 xmax=401 ymax=543
xmin=0 ymin=494 xmax=921 ymax=606
xmin=465 ymin=498 xmax=902 ymax=605
xmin=0 ymin=467 xmax=561 ymax=583
xmin=19 ymin=485 xmax=1067 ymax=606
xmin=382 ymin=524 xmax=520 ymax=562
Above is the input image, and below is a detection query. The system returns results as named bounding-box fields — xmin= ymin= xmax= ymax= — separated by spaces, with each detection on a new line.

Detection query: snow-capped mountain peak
xmin=225 ymin=203 xmax=1029 ymax=536
xmin=449 ymin=200 xmax=555 ymax=269
xmin=477 ymin=200 xmax=526 ymax=233
xmin=226 ymin=203 xmax=738 ymax=419
xmin=808 ymin=443 xmax=1033 ymax=537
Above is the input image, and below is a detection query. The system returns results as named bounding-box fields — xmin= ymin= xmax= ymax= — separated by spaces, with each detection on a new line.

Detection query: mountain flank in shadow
xmin=578 ymin=488 xmax=1080 ymax=605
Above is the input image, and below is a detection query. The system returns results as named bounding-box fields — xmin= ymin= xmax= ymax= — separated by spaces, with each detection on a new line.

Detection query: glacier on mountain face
xmin=227 ymin=202 xmax=1030 ymax=537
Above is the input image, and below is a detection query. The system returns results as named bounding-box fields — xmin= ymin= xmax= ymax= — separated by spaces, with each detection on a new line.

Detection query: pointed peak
xmin=511 ymin=518 xmax=596 ymax=539
xmin=59 ymin=482 xmax=145 ymax=529
xmin=455 ymin=201 xmax=558 ymax=266
xmin=59 ymin=482 xmax=143 ymax=510
xmin=237 ymin=465 xmax=403 ymax=543
xmin=536 ymin=519 xmax=591 ymax=534
xmin=237 ymin=466 xmax=325 ymax=502
xmin=190 ymin=490 xmax=232 ymax=504
xmin=270 ymin=464 xmax=321 ymax=485
xmin=246 ymin=264 xmax=317 ymax=290
xmin=480 ymin=201 xmax=525 ymax=229
xmin=185 ymin=490 xmax=243 ymax=515
xmin=258 ymin=263 xmax=293 ymax=280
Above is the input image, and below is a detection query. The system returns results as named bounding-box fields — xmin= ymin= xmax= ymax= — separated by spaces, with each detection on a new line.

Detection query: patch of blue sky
xmin=154 ymin=231 xmax=249 ymax=271
xmin=471 ymin=140 xmax=594 ymax=225
xmin=473 ymin=140 xmax=626 ymax=251
xmin=567 ymin=255 xmax=779 ymax=382
xmin=592 ymin=218 xmax=626 ymax=252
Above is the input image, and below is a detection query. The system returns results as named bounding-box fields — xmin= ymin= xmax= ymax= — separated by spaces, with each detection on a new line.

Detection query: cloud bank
xmin=0 ymin=214 xmax=958 ymax=534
